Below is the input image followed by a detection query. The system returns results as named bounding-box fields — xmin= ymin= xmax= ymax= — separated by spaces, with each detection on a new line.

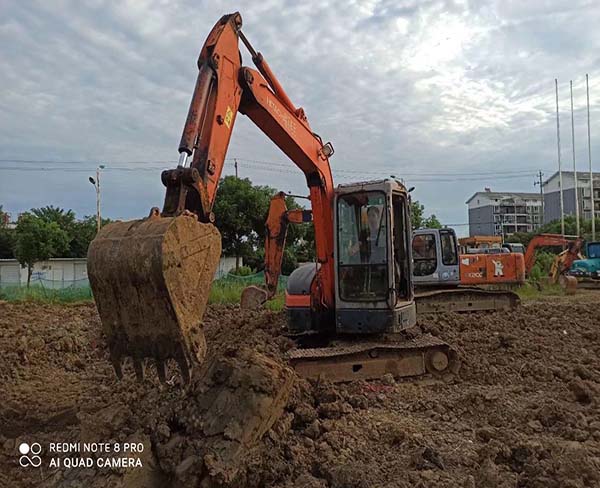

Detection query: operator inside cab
xmin=348 ymin=206 xmax=386 ymax=262
xmin=412 ymin=234 xmax=437 ymax=276
xmin=338 ymin=193 xmax=392 ymax=300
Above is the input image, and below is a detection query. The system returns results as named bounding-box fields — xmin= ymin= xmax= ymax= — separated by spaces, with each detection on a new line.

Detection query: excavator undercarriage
xmin=288 ymin=334 xmax=458 ymax=382
xmin=415 ymin=287 xmax=520 ymax=314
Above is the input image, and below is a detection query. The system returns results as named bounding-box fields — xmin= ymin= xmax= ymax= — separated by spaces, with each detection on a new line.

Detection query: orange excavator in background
xmin=87 ymin=12 xmax=456 ymax=384
xmin=523 ymin=233 xmax=583 ymax=291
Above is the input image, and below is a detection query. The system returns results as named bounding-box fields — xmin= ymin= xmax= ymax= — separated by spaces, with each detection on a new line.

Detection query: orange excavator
xmin=523 ymin=233 xmax=583 ymax=291
xmin=87 ymin=12 xmax=456 ymax=384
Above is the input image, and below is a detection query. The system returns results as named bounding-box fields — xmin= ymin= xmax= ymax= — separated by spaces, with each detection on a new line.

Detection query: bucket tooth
xmin=109 ymin=346 xmax=124 ymax=379
xmin=133 ymin=358 xmax=146 ymax=381
xmin=175 ymin=347 xmax=191 ymax=384
xmin=156 ymin=359 xmax=167 ymax=383
xmin=111 ymin=359 xmax=124 ymax=380
xmin=87 ymin=214 xmax=222 ymax=384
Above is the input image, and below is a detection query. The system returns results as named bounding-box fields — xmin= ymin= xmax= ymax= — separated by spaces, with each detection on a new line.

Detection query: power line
xmin=0 ymin=157 xmax=552 ymax=178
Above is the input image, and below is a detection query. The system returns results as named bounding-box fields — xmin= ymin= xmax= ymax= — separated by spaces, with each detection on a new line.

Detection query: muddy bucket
xmin=87 ymin=213 xmax=221 ymax=382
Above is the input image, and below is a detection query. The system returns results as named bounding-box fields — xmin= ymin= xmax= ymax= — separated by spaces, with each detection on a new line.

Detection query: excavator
xmin=411 ymin=228 xmax=521 ymax=312
xmin=569 ymin=241 xmax=600 ymax=289
xmin=87 ymin=12 xmax=456 ymax=384
xmin=523 ymin=233 xmax=583 ymax=292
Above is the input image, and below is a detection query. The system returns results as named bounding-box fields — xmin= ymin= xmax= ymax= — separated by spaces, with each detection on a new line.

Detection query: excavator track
xmin=87 ymin=213 xmax=222 ymax=382
xmin=574 ymin=279 xmax=600 ymax=290
xmin=415 ymin=287 xmax=520 ymax=314
xmin=287 ymin=334 xmax=458 ymax=382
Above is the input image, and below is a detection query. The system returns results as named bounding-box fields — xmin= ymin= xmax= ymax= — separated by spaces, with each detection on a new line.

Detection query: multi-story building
xmin=466 ymin=189 xmax=543 ymax=237
xmin=543 ymin=171 xmax=600 ymax=223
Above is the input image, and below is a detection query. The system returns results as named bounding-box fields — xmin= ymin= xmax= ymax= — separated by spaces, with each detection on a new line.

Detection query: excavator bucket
xmin=240 ymin=285 xmax=269 ymax=310
xmin=87 ymin=213 xmax=221 ymax=383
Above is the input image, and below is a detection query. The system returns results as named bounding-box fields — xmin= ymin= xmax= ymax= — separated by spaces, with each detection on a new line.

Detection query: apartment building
xmin=466 ymin=189 xmax=543 ymax=237
xmin=543 ymin=171 xmax=600 ymax=223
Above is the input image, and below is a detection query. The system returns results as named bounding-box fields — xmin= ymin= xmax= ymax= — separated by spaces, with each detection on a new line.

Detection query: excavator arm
xmin=165 ymin=12 xmax=335 ymax=307
xmin=524 ymin=234 xmax=582 ymax=274
xmin=88 ymin=12 xmax=335 ymax=382
xmin=240 ymin=192 xmax=312 ymax=309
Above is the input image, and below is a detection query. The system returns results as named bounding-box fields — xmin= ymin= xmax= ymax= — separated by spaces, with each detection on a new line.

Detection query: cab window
xmin=412 ymin=233 xmax=437 ymax=276
xmin=440 ymin=230 xmax=458 ymax=265
xmin=337 ymin=191 xmax=388 ymax=301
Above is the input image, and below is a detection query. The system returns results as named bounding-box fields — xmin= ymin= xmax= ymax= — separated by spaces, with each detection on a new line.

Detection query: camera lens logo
xmin=18 ymin=442 xmax=42 ymax=468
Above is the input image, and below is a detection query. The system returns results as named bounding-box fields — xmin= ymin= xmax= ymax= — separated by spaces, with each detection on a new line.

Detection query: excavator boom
xmin=88 ymin=12 xmax=335 ymax=382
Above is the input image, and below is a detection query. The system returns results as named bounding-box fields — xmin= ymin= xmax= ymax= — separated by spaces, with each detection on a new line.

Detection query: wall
xmin=468 ymin=206 xmax=494 ymax=236
xmin=0 ymin=256 xmax=241 ymax=287
xmin=544 ymin=188 xmax=578 ymax=223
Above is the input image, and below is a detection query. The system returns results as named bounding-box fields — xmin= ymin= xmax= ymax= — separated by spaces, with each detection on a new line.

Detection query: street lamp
xmin=88 ymin=164 xmax=105 ymax=233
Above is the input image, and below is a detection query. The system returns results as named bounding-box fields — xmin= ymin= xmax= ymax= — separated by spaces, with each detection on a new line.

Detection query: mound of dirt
xmin=1 ymin=293 xmax=600 ymax=487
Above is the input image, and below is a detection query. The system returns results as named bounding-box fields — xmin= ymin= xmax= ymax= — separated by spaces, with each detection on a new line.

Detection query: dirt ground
xmin=1 ymin=292 xmax=599 ymax=487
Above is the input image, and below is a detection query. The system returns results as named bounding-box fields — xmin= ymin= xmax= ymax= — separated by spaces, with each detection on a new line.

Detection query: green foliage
xmin=527 ymin=251 xmax=555 ymax=282
xmin=0 ymin=227 xmax=15 ymax=259
xmin=32 ymin=205 xmax=76 ymax=230
xmin=208 ymin=277 xmax=284 ymax=308
xmin=0 ymin=205 xmax=8 ymax=226
xmin=0 ymin=204 xmax=15 ymax=258
xmin=539 ymin=215 xmax=600 ymax=241
xmin=229 ymin=265 xmax=254 ymax=276
xmin=212 ymin=176 xmax=315 ymax=273
xmin=29 ymin=206 xmax=107 ymax=257
xmin=516 ymin=282 xmax=564 ymax=300
xmin=70 ymin=215 xmax=110 ymax=257
xmin=14 ymin=213 xmax=70 ymax=286
xmin=509 ymin=216 xmax=600 ymax=247
xmin=410 ymin=200 xmax=441 ymax=230
xmin=212 ymin=176 xmax=274 ymax=269
xmin=0 ymin=285 xmax=92 ymax=303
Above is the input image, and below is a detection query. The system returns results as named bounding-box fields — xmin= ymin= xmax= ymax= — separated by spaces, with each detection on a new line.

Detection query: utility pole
xmin=88 ymin=164 xmax=105 ymax=233
xmin=555 ymin=79 xmax=565 ymax=236
xmin=534 ymin=170 xmax=544 ymax=228
xmin=586 ymin=74 xmax=596 ymax=240
xmin=570 ymin=80 xmax=580 ymax=236
xmin=234 ymin=158 xmax=238 ymax=178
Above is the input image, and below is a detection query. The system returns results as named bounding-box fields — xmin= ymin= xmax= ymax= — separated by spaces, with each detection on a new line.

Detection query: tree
xmin=506 ymin=215 xmax=600 ymax=247
xmin=31 ymin=206 xmax=79 ymax=257
xmin=0 ymin=205 xmax=8 ymax=226
xmin=32 ymin=205 xmax=76 ymax=230
xmin=70 ymin=216 xmax=111 ymax=257
xmin=14 ymin=213 xmax=69 ymax=286
xmin=29 ymin=205 xmax=109 ymax=257
xmin=0 ymin=205 xmax=15 ymax=259
xmin=212 ymin=176 xmax=274 ymax=271
xmin=410 ymin=200 xmax=442 ymax=230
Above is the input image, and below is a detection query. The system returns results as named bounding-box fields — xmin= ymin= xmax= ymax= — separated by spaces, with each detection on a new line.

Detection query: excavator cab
xmin=412 ymin=228 xmax=460 ymax=287
xmin=286 ymin=180 xmax=415 ymax=336
xmin=334 ymin=180 xmax=415 ymax=334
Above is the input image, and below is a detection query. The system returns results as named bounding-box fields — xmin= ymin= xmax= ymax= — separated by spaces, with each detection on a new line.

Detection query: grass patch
xmin=0 ymin=284 xmax=93 ymax=303
xmin=516 ymin=282 xmax=564 ymax=300
xmin=1 ymin=278 xmax=287 ymax=310
xmin=209 ymin=279 xmax=285 ymax=310
xmin=264 ymin=294 xmax=285 ymax=311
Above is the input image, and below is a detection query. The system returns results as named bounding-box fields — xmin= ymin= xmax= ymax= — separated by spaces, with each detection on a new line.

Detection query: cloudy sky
xmin=1 ymin=0 xmax=600 ymax=236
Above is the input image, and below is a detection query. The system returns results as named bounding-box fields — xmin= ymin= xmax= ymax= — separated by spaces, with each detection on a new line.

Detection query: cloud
xmin=1 ymin=0 xmax=600 ymax=234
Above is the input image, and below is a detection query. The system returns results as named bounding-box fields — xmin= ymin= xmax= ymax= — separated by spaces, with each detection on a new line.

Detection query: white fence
xmin=0 ymin=256 xmax=241 ymax=289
